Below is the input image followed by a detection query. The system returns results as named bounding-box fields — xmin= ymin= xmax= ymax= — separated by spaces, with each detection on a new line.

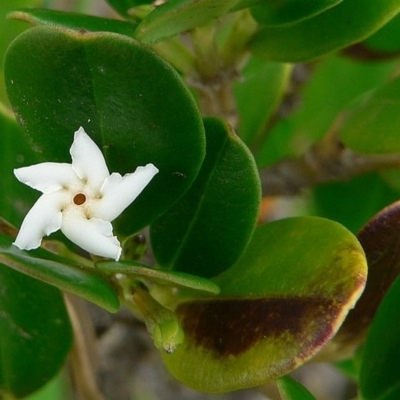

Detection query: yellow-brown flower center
xmin=73 ymin=193 xmax=87 ymax=206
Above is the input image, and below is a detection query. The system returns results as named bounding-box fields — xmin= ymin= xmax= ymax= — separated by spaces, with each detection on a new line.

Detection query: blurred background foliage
xmin=2 ymin=0 xmax=400 ymax=399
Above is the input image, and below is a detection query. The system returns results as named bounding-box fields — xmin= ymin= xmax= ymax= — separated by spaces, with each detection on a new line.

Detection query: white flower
xmin=13 ymin=126 xmax=158 ymax=261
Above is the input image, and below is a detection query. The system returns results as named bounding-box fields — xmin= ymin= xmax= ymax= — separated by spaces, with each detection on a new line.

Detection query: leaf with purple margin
xmin=330 ymin=201 xmax=400 ymax=359
xmin=161 ymin=216 xmax=366 ymax=392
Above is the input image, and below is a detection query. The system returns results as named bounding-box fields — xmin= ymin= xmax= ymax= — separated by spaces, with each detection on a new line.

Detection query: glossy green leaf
xmin=277 ymin=376 xmax=316 ymax=400
xmin=0 ymin=263 xmax=72 ymax=398
xmin=339 ymin=75 xmax=400 ymax=154
xmin=96 ymin=260 xmax=220 ymax=295
xmin=250 ymin=0 xmax=400 ymax=62
xmin=4 ymin=26 xmax=205 ymax=234
xmin=135 ymin=0 xmax=236 ymax=44
xmin=251 ymin=0 xmax=342 ymax=26
xmin=9 ymin=8 xmax=138 ymax=36
xmin=161 ymin=216 xmax=366 ymax=392
xmin=0 ymin=105 xmax=38 ymax=226
xmin=151 ymin=118 xmax=261 ymax=278
xmin=360 ymin=274 xmax=400 ymax=400
xmin=233 ymin=57 xmax=291 ymax=146
xmin=0 ymin=234 xmax=119 ymax=312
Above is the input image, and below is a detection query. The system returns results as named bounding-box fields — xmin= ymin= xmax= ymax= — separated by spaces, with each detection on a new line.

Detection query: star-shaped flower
xmin=13 ymin=127 xmax=158 ymax=261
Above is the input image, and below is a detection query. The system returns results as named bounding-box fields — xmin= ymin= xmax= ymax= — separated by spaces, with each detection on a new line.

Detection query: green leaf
xmin=233 ymin=57 xmax=291 ymax=146
xmin=161 ymin=216 xmax=367 ymax=392
xmin=135 ymin=0 xmax=236 ymax=44
xmin=359 ymin=274 xmax=400 ymax=400
xmin=339 ymin=75 xmax=400 ymax=154
xmin=0 ymin=105 xmax=39 ymax=226
xmin=96 ymin=260 xmax=220 ymax=295
xmin=0 ymin=234 xmax=119 ymax=313
xmin=4 ymin=26 xmax=205 ymax=234
xmin=251 ymin=0 xmax=342 ymax=26
xmin=250 ymin=0 xmax=400 ymax=62
xmin=9 ymin=8 xmax=138 ymax=36
xmin=0 ymin=263 xmax=72 ymax=398
xmin=276 ymin=376 xmax=316 ymax=400
xmin=150 ymin=118 xmax=261 ymax=278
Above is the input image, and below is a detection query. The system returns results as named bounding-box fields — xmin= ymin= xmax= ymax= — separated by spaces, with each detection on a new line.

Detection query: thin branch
xmin=189 ymin=72 xmax=239 ymax=129
xmin=65 ymin=294 xmax=105 ymax=400
xmin=261 ymin=121 xmax=400 ymax=196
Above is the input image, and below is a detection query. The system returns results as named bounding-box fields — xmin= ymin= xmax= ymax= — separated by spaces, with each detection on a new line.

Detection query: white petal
xmin=92 ymin=163 xmax=159 ymax=221
xmin=70 ymin=127 xmax=110 ymax=192
xmin=14 ymin=163 xmax=77 ymax=194
xmin=61 ymin=215 xmax=122 ymax=261
xmin=13 ymin=192 xmax=66 ymax=250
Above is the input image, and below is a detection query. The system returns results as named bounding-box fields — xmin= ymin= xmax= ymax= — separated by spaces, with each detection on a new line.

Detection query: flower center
xmin=73 ymin=193 xmax=87 ymax=206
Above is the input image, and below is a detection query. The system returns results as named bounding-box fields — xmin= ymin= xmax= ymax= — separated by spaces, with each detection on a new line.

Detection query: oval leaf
xmin=251 ymin=0 xmax=342 ymax=26
xmin=339 ymin=76 xmax=400 ymax=154
xmin=250 ymin=0 xmax=400 ymax=62
xmin=332 ymin=201 xmax=400 ymax=356
xmin=4 ymin=26 xmax=205 ymax=234
xmin=150 ymin=117 xmax=261 ymax=278
xmin=0 ymin=263 xmax=72 ymax=398
xmin=0 ymin=234 xmax=119 ymax=312
xmin=161 ymin=217 xmax=366 ymax=392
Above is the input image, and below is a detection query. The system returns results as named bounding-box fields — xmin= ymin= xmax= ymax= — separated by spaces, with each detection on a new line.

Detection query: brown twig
xmin=65 ymin=294 xmax=105 ymax=400
xmin=261 ymin=120 xmax=400 ymax=196
xmin=189 ymin=71 xmax=239 ymax=129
